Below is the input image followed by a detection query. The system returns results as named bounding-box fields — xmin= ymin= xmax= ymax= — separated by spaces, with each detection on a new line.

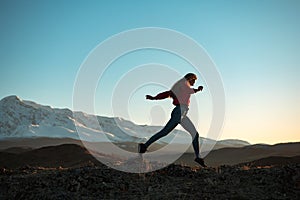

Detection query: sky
xmin=0 ymin=0 xmax=299 ymax=144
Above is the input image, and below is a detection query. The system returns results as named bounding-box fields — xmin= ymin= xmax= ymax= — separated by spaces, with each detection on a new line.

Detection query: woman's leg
xmin=180 ymin=116 xmax=200 ymax=158
xmin=144 ymin=106 xmax=181 ymax=147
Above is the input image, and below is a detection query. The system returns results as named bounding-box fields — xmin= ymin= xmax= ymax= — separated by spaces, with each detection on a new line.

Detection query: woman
xmin=138 ymin=73 xmax=207 ymax=167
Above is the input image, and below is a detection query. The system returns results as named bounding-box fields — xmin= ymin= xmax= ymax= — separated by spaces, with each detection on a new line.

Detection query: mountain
xmin=0 ymin=95 xmax=250 ymax=150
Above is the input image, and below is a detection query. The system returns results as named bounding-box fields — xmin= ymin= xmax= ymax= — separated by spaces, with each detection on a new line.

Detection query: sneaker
xmin=194 ymin=157 xmax=207 ymax=167
xmin=138 ymin=143 xmax=147 ymax=153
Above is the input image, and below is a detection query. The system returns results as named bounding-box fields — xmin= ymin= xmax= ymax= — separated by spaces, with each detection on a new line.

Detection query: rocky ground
xmin=0 ymin=163 xmax=299 ymax=200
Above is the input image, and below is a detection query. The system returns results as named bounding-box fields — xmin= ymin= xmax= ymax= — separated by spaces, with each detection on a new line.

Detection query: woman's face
xmin=188 ymin=78 xmax=196 ymax=86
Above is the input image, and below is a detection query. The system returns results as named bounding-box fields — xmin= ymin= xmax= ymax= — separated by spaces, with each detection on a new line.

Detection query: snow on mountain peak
xmin=0 ymin=96 xmax=75 ymax=138
xmin=0 ymin=95 xmax=22 ymax=105
xmin=0 ymin=96 xmax=146 ymax=143
xmin=0 ymin=95 xmax=50 ymax=111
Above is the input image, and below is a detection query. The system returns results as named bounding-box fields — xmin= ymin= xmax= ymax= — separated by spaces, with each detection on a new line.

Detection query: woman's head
xmin=171 ymin=73 xmax=197 ymax=94
xmin=184 ymin=73 xmax=197 ymax=86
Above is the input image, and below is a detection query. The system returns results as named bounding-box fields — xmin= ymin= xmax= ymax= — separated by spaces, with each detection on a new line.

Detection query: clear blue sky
xmin=0 ymin=0 xmax=299 ymax=144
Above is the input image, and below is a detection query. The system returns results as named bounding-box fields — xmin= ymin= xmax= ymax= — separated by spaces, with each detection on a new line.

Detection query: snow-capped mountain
xmin=0 ymin=95 xmax=250 ymax=148
xmin=0 ymin=95 xmax=76 ymax=138
xmin=0 ymin=95 xmax=183 ymax=143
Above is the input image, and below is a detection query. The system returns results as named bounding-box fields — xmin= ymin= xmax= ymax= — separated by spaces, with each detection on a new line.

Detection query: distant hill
xmin=237 ymin=155 xmax=300 ymax=167
xmin=1 ymin=142 xmax=299 ymax=169
xmin=0 ymin=144 xmax=105 ymax=169
xmin=0 ymin=137 xmax=84 ymax=150
xmin=1 ymin=146 xmax=33 ymax=154
xmin=175 ymin=142 xmax=300 ymax=167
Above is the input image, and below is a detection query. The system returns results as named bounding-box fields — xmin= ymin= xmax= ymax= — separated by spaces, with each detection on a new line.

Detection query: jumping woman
xmin=138 ymin=73 xmax=207 ymax=167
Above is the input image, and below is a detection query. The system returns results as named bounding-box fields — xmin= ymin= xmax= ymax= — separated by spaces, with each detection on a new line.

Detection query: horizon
xmin=0 ymin=94 xmax=298 ymax=146
xmin=1 ymin=1 xmax=299 ymax=145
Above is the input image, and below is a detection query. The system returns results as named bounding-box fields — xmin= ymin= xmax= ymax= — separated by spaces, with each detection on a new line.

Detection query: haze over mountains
xmin=0 ymin=95 xmax=250 ymax=150
xmin=1 ymin=142 xmax=300 ymax=169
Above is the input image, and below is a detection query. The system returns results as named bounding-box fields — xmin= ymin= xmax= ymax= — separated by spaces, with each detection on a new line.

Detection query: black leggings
xmin=145 ymin=105 xmax=200 ymax=158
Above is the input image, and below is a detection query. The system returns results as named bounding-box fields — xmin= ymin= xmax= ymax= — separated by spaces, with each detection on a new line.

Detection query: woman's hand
xmin=146 ymin=95 xmax=155 ymax=100
xmin=197 ymin=86 xmax=203 ymax=91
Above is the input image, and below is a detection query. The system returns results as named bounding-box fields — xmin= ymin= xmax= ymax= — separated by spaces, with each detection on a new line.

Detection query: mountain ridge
xmin=1 ymin=95 xmax=250 ymax=150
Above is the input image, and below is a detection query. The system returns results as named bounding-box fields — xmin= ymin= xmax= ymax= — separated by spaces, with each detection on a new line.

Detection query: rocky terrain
xmin=0 ymin=143 xmax=299 ymax=199
xmin=0 ymin=163 xmax=299 ymax=200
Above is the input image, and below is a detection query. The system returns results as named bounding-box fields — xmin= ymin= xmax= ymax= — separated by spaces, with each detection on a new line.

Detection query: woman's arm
xmin=146 ymin=91 xmax=171 ymax=100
